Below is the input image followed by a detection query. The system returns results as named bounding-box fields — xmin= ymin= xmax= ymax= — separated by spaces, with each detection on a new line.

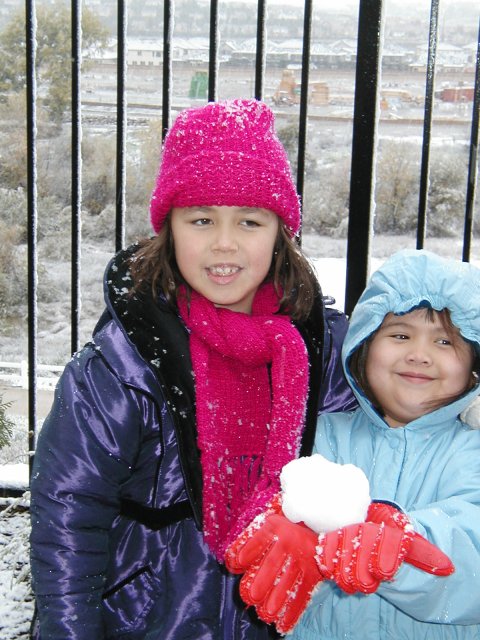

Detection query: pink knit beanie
xmin=149 ymin=99 xmax=301 ymax=235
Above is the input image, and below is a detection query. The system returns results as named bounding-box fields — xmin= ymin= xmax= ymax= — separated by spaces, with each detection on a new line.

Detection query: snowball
xmin=280 ymin=454 xmax=371 ymax=534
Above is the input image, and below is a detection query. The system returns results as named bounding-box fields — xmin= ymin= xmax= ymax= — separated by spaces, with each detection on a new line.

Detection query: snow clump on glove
xmin=280 ymin=453 xmax=371 ymax=534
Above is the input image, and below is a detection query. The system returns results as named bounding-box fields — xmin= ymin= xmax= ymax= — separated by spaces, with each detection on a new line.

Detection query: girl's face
xmin=365 ymin=309 xmax=475 ymax=428
xmin=170 ymin=205 xmax=279 ymax=314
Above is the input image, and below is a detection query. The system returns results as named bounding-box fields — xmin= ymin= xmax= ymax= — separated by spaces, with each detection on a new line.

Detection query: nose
xmin=405 ymin=339 xmax=432 ymax=365
xmin=211 ymin=224 xmax=238 ymax=252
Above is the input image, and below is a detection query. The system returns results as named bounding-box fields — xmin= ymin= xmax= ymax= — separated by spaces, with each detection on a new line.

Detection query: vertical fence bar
xmin=416 ymin=0 xmax=439 ymax=249
xmin=296 ymin=0 xmax=313 ymax=220
xmin=162 ymin=0 xmax=173 ymax=139
xmin=71 ymin=0 xmax=81 ymax=355
xmin=254 ymin=0 xmax=267 ymax=100
xmin=208 ymin=0 xmax=219 ymax=102
xmin=344 ymin=0 xmax=383 ymax=316
xmin=26 ymin=0 xmax=37 ymax=477
xmin=462 ymin=17 xmax=480 ymax=262
xmin=116 ymin=0 xmax=127 ymax=252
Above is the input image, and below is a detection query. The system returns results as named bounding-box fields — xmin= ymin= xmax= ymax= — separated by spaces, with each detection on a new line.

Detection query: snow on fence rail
xmin=0 ymin=361 xmax=62 ymax=390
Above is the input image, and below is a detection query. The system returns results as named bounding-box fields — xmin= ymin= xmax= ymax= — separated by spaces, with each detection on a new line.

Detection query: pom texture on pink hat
xmin=149 ymin=99 xmax=301 ymax=235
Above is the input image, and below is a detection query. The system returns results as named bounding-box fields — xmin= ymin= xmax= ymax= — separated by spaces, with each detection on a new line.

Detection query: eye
xmin=436 ymin=338 xmax=452 ymax=346
xmin=391 ymin=333 xmax=409 ymax=340
xmin=192 ymin=217 xmax=212 ymax=226
xmin=240 ymin=218 xmax=261 ymax=228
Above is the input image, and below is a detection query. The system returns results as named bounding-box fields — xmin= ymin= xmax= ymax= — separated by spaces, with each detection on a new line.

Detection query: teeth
xmin=210 ymin=266 xmax=238 ymax=276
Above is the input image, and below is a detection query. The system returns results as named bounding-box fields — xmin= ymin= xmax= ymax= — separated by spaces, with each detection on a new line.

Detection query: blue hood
xmin=342 ymin=249 xmax=480 ymax=425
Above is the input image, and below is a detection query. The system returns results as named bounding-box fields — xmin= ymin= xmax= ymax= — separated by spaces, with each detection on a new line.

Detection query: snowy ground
xmin=0 ymin=410 xmax=34 ymax=638
xmin=1 ymin=239 xmax=479 ymax=638
xmin=0 ymin=496 xmax=32 ymax=639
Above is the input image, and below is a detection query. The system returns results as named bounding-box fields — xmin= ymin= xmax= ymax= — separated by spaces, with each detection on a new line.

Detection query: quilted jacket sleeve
xmin=378 ymin=430 xmax=480 ymax=625
xmin=30 ymin=346 xmax=143 ymax=639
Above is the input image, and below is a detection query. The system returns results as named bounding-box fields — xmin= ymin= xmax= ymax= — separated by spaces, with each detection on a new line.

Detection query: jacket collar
xmin=97 ymin=245 xmax=203 ymax=528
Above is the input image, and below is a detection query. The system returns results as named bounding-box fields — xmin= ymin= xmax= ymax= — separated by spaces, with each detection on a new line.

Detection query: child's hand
xmin=225 ymin=494 xmax=282 ymax=572
xmin=226 ymin=455 xmax=455 ymax=633
xmin=367 ymin=501 xmax=455 ymax=576
xmin=315 ymin=519 xmax=414 ymax=594
xmin=315 ymin=502 xmax=454 ymax=595
xmin=225 ymin=500 xmax=323 ymax=634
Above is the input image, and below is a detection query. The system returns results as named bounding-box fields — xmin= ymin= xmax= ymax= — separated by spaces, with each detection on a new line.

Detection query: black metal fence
xmin=18 ymin=0 xmax=480 ymax=480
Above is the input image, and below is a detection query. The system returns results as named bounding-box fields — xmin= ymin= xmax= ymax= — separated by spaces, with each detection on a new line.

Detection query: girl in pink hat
xmin=30 ymin=99 xmax=355 ymax=640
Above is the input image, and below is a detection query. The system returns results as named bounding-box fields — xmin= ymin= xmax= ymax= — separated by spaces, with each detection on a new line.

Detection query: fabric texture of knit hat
xmin=150 ymin=99 xmax=301 ymax=235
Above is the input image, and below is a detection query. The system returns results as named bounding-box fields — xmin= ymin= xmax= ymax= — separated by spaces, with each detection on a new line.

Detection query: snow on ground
xmin=0 ymin=413 xmax=34 ymax=639
xmin=0 ymin=496 xmax=33 ymax=640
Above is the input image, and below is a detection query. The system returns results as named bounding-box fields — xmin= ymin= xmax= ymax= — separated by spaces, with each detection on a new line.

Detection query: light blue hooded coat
xmin=292 ymin=249 xmax=480 ymax=640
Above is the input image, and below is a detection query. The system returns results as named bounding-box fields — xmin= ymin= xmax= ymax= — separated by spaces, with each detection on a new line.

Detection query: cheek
xmin=365 ymin=342 xmax=385 ymax=375
xmin=364 ymin=358 xmax=382 ymax=397
xmin=174 ymin=232 xmax=199 ymax=261
xmin=451 ymin=360 xmax=474 ymax=392
xmin=439 ymin=348 xmax=474 ymax=396
xmin=253 ymin=236 xmax=276 ymax=271
xmin=364 ymin=342 xmax=393 ymax=393
xmin=256 ymin=251 xmax=274 ymax=276
xmin=175 ymin=243 xmax=190 ymax=265
xmin=173 ymin=240 xmax=200 ymax=283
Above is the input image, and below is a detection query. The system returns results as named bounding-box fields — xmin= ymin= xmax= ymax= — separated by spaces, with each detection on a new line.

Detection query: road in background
xmin=0 ymin=384 xmax=54 ymax=420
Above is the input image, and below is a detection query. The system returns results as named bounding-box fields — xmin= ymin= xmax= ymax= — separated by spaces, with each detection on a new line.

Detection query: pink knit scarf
xmin=178 ymin=284 xmax=309 ymax=561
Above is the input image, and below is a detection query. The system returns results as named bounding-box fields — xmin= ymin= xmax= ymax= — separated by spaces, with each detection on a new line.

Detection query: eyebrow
xmin=379 ymin=320 xmax=412 ymax=331
xmin=180 ymin=206 xmax=269 ymax=215
xmin=380 ymin=317 xmax=451 ymax=335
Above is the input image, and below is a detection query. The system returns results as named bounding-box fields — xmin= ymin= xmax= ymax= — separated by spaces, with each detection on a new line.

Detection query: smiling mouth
xmin=208 ymin=265 xmax=240 ymax=276
xmin=398 ymin=372 xmax=434 ymax=383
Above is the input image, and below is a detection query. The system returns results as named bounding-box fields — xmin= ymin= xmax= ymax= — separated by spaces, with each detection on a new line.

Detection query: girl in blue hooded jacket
xmin=227 ymin=249 xmax=480 ymax=640
xmin=29 ymin=99 xmax=354 ymax=640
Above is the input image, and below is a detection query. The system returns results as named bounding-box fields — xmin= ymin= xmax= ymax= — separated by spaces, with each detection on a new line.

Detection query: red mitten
xmin=367 ymin=501 xmax=455 ymax=576
xmin=225 ymin=494 xmax=283 ymax=573
xmin=315 ymin=519 xmax=413 ymax=594
xmin=225 ymin=506 xmax=322 ymax=634
xmin=315 ymin=502 xmax=455 ymax=595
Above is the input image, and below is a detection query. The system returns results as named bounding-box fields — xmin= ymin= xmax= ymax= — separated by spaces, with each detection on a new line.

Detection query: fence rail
xmin=8 ymin=0 xmax=480 ymax=493
xmin=0 ymin=362 xmax=62 ymax=391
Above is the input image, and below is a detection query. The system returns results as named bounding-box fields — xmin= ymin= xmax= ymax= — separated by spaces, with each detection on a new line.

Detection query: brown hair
xmin=349 ymin=307 xmax=478 ymax=412
xmin=127 ymin=217 xmax=319 ymax=322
